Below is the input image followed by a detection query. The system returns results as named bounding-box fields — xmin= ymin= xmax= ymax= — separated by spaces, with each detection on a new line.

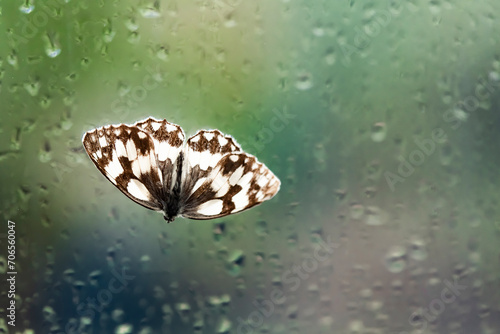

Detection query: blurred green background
xmin=1 ymin=0 xmax=500 ymax=333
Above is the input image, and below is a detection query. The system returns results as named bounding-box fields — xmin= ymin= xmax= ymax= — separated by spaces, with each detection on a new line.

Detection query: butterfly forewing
xmin=180 ymin=152 xmax=280 ymax=220
xmin=135 ymin=118 xmax=185 ymax=192
xmin=83 ymin=124 xmax=164 ymax=211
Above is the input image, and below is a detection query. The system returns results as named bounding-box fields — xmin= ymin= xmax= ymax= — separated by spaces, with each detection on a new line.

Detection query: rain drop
xmin=371 ymin=122 xmax=387 ymax=142
xmin=115 ymin=324 xmax=133 ymax=334
xmin=128 ymin=31 xmax=140 ymax=44
xmin=103 ymin=19 xmax=116 ymax=43
xmin=125 ymin=17 xmax=139 ymax=31
xmin=24 ymin=77 xmax=40 ymax=96
xmin=7 ymin=50 xmax=18 ymax=68
xmin=216 ymin=317 xmax=231 ymax=333
xmin=156 ymin=45 xmax=169 ymax=61
xmin=19 ymin=0 xmax=35 ymax=14
xmin=226 ymin=250 xmax=245 ymax=276
xmin=140 ymin=1 xmax=161 ymax=18
xmin=349 ymin=203 xmax=365 ymax=219
xmin=175 ymin=302 xmax=191 ymax=323
xmin=384 ymin=246 xmax=407 ymax=273
xmin=325 ymin=48 xmax=336 ymax=65
xmin=295 ymin=72 xmax=313 ymax=90
xmin=44 ymin=33 xmax=61 ymax=58
xmin=39 ymin=140 xmax=52 ymax=163
xmin=365 ymin=206 xmax=385 ymax=226
xmin=409 ymin=237 xmax=427 ymax=261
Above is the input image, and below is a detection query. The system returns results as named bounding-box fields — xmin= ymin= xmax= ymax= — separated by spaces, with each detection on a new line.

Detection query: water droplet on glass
xmin=65 ymin=72 xmax=78 ymax=82
xmin=150 ymin=285 xmax=165 ymax=300
xmin=409 ymin=237 xmax=427 ymax=261
xmin=349 ymin=203 xmax=365 ymax=219
xmin=41 ymin=216 xmax=51 ymax=228
xmin=162 ymin=303 xmax=173 ymax=324
xmin=44 ymin=33 xmax=61 ymax=58
xmin=371 ymin=122 xmax=387 ymax=142
xmin=81 ymin=57 xmax=91 ymax=67
xmin=216 ymin=317 xmax=232 ymax=333
xmin=226 ymin=250 xmax=245 ymax=276
xmin=39 ymin=140 xmax=52 ymax=163
xmin=80 ymin=316 xmax=92 ymax=328
xmin=42 ymin=306 xmax=57 ymax=322
xmin=366 ymin=160 xmax=381 ymax=180
xmin=103 ymin=20 xmax=116 ymax=43
xmin=287 ymin=233 xmax=298 ymax=248
xmin=451 ymin=108 xmax=468 ymax=122
xmin=468 ymin=251 xmax=481 ymax=266
xmin=295 ymin=72 xmax=313 ymax=90
xmin=125 ymin=17 xmax=139 ymax=31
xmin=118 ymin=81 xmax=131 ymax=97
xmin=224 ymin=16 xmax=237 ymax=28
xmin=325 ymin=48 xmax=336 ymax=65
xmin=188 ymin=318 xmax=202 ymax=334
xmin=140 ymin=1 xmax=161 ymax=18
xmin=312 ymin=26 xmax=325 ymax=37
xmin=440 ymin=141 xmax=453 ymax=165
xmin=128 ymin=31 xmax=141 ymax=44
xmin=478 ymin=304 xmax=490 ymax=319
xmin=112 ymin=308 xmax=125 ymax=323
xmin=139 ymin=327 xmax=153 ymax=334
xmin=115 ymin=324 xmax=133 ymax=334
xmin=385 ymin=246 xmax=407 ymax=273
xmin=348 ymin=320 xmax=364 ymax=333
xmin=220 ymin=294 xmax=231 ymax=308
xmin=40 ymin=94 xmax=52 ymax=109
xmin=10 ymin=127 xmax=21 ymax=150
xmin=88 ymin=270 xmax=102 ymax=286
xmin=213 ymin=222 xmax=226 ymax=242
xmin=63 ymin=268 xmax=75 ymax=283
xmin=19 ymin=0 xmax=35 ymax=14
xmin=175 ymin=302 xmax=191 ymax=323
xmin=24 ymin=77 xmax=40 ymax=96
xmin=390 ymin=279 xmax=404 ymax=295
xmin=365 ymin=206 xmax=385 ymax=226
xmin=140 ymin=254 xmax=151 ymax=271
xmin=488 ymin=71 xmax=499 ymax=83
xmin=156 ymin=45 xmax=169 ymax=61
xmin=7 ymin=50 xmax=18 ymax=68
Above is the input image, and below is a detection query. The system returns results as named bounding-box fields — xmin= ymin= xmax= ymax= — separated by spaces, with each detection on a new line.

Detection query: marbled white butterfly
xmin=82 ymin=117 xmax=280 ymax=222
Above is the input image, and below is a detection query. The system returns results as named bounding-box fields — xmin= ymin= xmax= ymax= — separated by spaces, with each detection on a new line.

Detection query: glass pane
xmin=1 ymin=0 xmax=499 ymax=333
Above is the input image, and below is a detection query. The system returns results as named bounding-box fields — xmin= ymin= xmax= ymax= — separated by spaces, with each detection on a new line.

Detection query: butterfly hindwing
xmin=180 ymin=129 xmax=241 ymax=199
xmin=180 ymin=152 xmax=281 ymax=220
xmin=83 ymin=123 xmax=164 ymax=211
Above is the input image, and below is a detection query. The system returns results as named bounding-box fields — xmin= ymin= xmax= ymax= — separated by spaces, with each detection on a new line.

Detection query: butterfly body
xmin=82 ymin=117 xmax=280 ymax=222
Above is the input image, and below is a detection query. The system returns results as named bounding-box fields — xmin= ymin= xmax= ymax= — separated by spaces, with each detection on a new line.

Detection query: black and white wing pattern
xmin=82 ymin=118 xmax=184 ymax=212
xmin=82 ymin=117 xmax=280 ymax=222
xmin=179 ymin=130 xmax=280 ymax=219
xmin=134 ymin=118 xmax=185 ymax=194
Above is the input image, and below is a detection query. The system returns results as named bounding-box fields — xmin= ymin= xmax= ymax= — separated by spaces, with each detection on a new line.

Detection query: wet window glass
xmin=1 ymin=0 xmax=499 ymax=333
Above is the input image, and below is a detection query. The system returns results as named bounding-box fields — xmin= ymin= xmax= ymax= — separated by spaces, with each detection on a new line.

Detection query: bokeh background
xmin=1 ymin=0 xmax=500 ymax=333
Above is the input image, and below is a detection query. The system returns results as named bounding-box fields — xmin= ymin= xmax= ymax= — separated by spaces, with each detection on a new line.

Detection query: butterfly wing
xmin=82 ymin=118 xmax=185 ymax=212
xmin=180 ymin=130 xmax=280 ymax=220
xmin=180 ymin=129 xmax=241 ymax=200
xmin=135 ymin=117 xmax=185 ymax=193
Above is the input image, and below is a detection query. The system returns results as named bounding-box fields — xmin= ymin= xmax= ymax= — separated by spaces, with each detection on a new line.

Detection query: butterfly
xmin=82 ymin=117 xmax=280 ymax=222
